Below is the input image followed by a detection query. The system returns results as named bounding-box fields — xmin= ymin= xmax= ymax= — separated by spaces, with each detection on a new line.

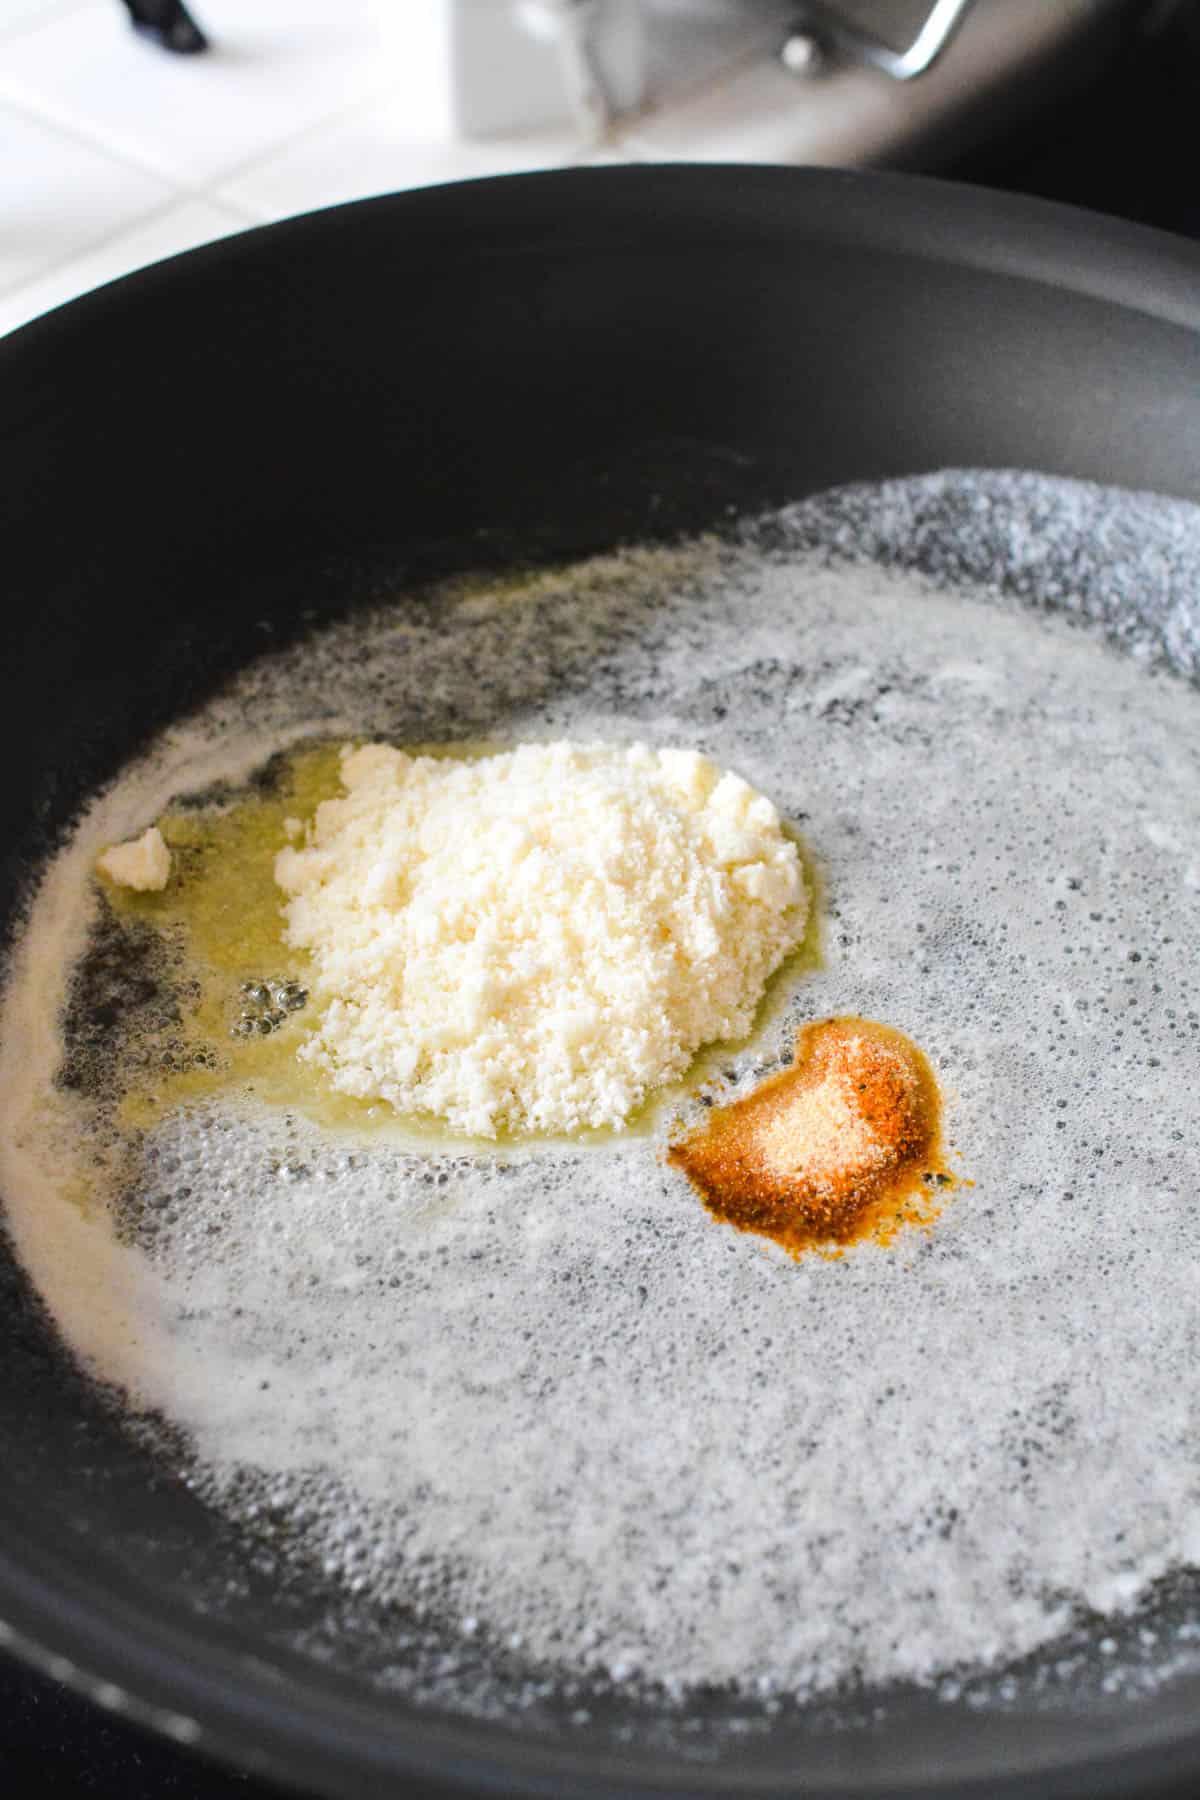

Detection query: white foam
xmin=4 ymin=473 xmax=1200 ymax=1706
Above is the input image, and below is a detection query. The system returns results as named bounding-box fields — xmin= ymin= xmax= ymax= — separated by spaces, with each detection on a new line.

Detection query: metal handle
xmin=786 ymin=0 xmax=978 ymax=81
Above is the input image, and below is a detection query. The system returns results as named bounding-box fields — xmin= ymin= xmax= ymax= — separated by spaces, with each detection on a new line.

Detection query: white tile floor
xmin=0 ymin=0 xmax=802 ymax=338
xmin=0 ymin=0 xmax=1076 ymax=339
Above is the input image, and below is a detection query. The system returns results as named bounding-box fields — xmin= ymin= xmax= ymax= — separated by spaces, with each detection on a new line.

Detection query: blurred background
xmin=1 ymin=0 xmax=1197 ymax=340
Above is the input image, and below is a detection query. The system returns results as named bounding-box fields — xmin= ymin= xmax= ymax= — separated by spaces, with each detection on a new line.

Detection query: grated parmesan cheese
xmin=274 ymin=741 xmax=806 ymax=1135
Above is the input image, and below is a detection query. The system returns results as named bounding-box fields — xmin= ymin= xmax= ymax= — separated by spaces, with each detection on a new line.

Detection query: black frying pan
xmin=3 ymin=166 xmax=1200 ymax=1800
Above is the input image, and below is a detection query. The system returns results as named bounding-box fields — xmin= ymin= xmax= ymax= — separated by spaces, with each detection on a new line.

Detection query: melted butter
xmin=98 ymin=744 xmax=822 ymax=1153
xmin=670 ymin=1017 xmax=957 ymax=1258
xmin=101 ymin=741 xmax=387 ymax=1141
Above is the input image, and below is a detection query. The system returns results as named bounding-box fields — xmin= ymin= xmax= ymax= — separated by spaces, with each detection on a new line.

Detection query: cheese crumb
xmin=96 ymin=826 xmax=172 ymax=892
xmin=274 ymin=742 xmax=807 ymax=1136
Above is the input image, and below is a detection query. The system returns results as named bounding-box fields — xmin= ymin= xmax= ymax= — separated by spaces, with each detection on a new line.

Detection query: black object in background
xmin=948 ymin=0 xmax=1200 ymax=238
xmin=120 ymin=0 xmax=208 ymax=56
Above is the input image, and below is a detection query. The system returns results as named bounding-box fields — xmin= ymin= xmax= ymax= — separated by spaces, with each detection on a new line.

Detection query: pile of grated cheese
xmin=274 ymin=741 xmax=807 ymax=1136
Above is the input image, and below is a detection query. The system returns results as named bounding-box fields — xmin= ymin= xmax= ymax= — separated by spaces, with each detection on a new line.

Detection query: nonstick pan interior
xmin=3 ymin=167 xmax=1200 ymax=1799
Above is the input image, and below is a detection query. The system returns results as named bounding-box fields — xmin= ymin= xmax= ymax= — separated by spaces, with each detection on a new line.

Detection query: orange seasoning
xmin=669 ymin=1018 xmax=954 ymax=1257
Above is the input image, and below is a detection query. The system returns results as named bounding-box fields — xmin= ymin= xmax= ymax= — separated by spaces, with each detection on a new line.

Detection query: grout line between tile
xmin=0 ymin=52 xmax=401 ymax=195
xmin=211 ymin=99 xmax=611 ymax=218
xmin=0 ymin=6 xmax=791 ymax=324
xmin=0 ymin=189 xmax=249 ymax=306
xmin=0 ymin=82 xmax=191 ymax=187
xmin=205 ymin=77 xmax=400 ymax=203
xmin=1 ymin=10 xmax=790 ymax=227
xmin=0 ymin=17 xmax=787 ymax=319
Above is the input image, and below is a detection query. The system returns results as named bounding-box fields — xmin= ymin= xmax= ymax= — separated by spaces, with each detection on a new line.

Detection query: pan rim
xmin=4 ymin=162 xmax=1200 ymax=1799
xmin=3 ymin=162 xmax=1200 ymax=359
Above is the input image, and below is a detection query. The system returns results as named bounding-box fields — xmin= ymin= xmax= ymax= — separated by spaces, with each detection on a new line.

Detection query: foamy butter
xmin=4 ymin=473 xmax=1200 ymax=1711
